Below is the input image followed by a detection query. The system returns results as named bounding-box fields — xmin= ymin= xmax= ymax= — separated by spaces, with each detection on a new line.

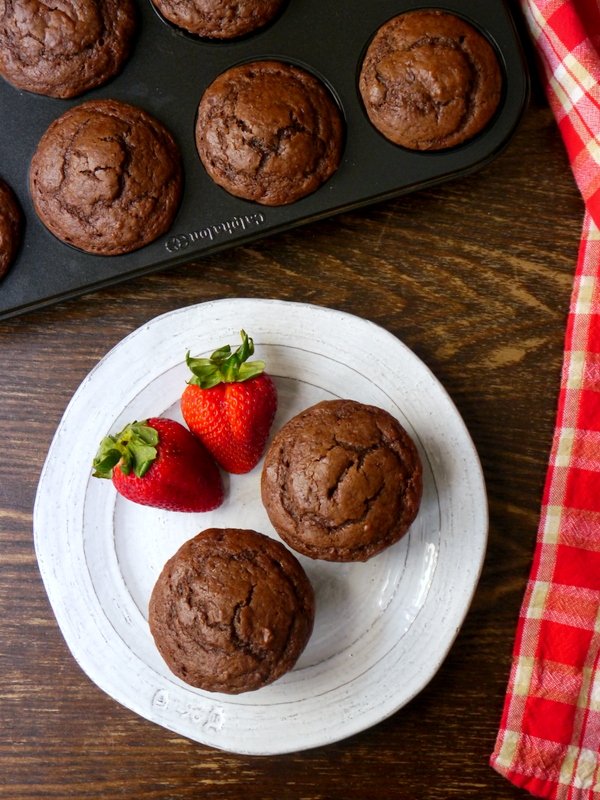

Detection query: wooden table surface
xmin=0 ymin=8 xmax=586 ymax=799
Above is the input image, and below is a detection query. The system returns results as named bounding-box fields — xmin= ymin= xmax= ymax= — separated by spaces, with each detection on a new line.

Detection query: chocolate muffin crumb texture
xmin=151 ymin=0 xmax=285 ymax=38
xmin=0 ymin=179 xmax=21 ymax=279
xmin=30 ymin=99 xmax=182 ymax=255
xmin=359 ymin=9 xmax=503 ymax=150
xmin=196 ymin=61 xmax=344 ymax=206
xmin=149 ymin=528 xmax=315 ymax=694
xmin=0 ymin=0 xmax=137 ymax=98
xmin=261 ymin=399 xmax=423 ymax=562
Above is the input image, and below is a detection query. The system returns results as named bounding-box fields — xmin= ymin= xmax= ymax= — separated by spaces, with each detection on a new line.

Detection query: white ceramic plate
xmin=34 ymin=298 xmax=488 ymax=755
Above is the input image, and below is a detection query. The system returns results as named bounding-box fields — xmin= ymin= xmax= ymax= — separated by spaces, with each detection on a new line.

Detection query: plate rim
xmin=33 ymin=298 xmax=489 ymax=754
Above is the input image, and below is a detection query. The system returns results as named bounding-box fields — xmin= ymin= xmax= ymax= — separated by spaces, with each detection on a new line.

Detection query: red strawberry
xmin=92 ymin=417 xmax=224 ymax=512
xmin=181 ymin=330 xmax=278 ymax=474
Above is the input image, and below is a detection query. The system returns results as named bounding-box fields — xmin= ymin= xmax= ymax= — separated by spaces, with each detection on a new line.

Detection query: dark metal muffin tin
xmin=0 ymin=0 xmax=528 ymax=321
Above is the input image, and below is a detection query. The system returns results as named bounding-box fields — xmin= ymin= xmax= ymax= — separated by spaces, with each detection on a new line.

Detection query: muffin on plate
xmin=0 ymin=0 xmax=136 ymax=98
xmin=359 ymin=9 xmax=503 ymax=150
xmin=30 ymin=99 xmax=183 ymax=256
xmin=149 ymin=528 xmax=315 ymax=694
xmin=0 ymin=179 xmax=21 ymax=280
xmin=261 ymin=399 xmax=423 ymax=562
xmin=195 ymin=60 xmax=344 ymax=206
xmin=151 ymin=0 xmax=285 ymax=38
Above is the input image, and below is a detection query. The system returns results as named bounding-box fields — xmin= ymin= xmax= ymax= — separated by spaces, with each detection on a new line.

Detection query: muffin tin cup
xmin=0 ymin=0 xmax=528 ymax=321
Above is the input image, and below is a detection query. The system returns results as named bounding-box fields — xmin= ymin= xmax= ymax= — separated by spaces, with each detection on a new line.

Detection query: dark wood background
xmin=0 ymin=6 xmax=586 ymax=798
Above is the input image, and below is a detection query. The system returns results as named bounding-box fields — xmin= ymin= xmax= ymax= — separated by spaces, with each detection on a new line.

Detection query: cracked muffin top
xmin=0 ymin=0 xmax=136 ymax=99
xmin=195 ymin=60 xmax=344 ymax=206
xmin=148 ymin=528 xmax=315 ymax=694
xmin=29 ymin=99 xmax=183 ymax=256
xmin=359 ymin=9 xmax=503 ymax=150
xmin=0 ymin=179 xmax=21 ymax=280
xmin=151 ymin=0 xmax=285 ymax=38
xmin=261 ymin=399 xmax=423 ymax=562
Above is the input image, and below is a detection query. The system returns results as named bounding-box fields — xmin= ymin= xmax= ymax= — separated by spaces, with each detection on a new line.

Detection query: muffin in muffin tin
xmin=0 ymin=179 xmax=21 ymax=281
xmin=195 ymin=60 xmax=344 ymax=206
xmin=359 ymin=9 xmax=503 ymax=150
xmin=29 ymin=99 xmax=183 ymax=256
xmin=0 ymin=0 xmax=525 ymax=319
xmin=150 ymin=0 xmax=286 ymax=39
xmin=0 ymin=0 xmax=137 ymax=99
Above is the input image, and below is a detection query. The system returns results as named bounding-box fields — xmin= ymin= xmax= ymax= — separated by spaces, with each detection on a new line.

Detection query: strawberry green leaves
xmin=92 ymin=421 xmax=159 ymax=479
xmin=186 ymin=330 xmax=265 ymax=389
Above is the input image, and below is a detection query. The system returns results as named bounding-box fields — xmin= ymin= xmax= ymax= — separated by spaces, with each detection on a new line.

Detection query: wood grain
xmin=0 ymin=26 xmax=586 ymax=800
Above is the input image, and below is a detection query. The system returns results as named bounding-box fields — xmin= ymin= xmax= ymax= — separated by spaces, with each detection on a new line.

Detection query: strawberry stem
xmin=186 ymin=330 xmax=266 ymax=389
xmin=92 ymin=421 xmax=159 ymax=479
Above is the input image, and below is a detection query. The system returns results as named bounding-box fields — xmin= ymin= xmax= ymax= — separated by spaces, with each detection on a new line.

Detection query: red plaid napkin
xmin=490 ymin=1 xmax=600 ymax=798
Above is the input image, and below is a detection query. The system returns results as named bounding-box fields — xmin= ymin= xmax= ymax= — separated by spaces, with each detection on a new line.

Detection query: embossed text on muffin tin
xmin=165 ymin=212 xmax=266 ymax=253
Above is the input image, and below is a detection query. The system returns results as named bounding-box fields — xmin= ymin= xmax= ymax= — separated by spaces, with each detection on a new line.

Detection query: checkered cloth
xmin=490 ymin=1 xmax=600 ymax=798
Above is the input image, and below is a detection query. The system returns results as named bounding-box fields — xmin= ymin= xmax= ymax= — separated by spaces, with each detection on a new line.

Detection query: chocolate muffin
xmin=151 ymin=0 xmax=284 ymax=38
xmin=30 ymin=99 xmax=183 ymax=256
xmin=149 ymin=528 xmax=315 ymax=694
xmin=195 ymin=61 xmax=344 ymax=206
xmin=0 ymin=0 xmax=136 ymax=99
xmin=0 ymin=179 xmax=21 ymax=280
xmin=261 ymin=399 xmax=423 ymax=562
xmin=359 ymin=9 xmax=503 ymax=150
